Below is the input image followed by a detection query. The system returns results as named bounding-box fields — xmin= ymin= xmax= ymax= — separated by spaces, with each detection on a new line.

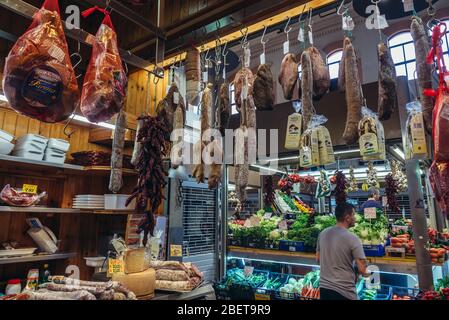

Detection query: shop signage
xmin=107 ymin=259 xmax=124 ymax=277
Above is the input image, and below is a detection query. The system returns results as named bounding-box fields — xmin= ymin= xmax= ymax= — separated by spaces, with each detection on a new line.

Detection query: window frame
xmin=326 ymin=49 xmax=343 ymax=80
xmin=388 ymin=31 xmax=416 ymax=80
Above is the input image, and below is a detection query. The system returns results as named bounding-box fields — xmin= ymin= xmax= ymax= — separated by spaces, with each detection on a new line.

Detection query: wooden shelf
xmin=0 ymin=206 xmax=134 ymax=215
xmin=89 ymin=127 xmax=135 ymax=148
xmin=0 ymin=154 xmax=136 ymax=176
xmin=0 ymin=252 xmax=77 ymax=265
xmin=152 ymin=284 xmax=214 ymax=300
xmin=226 ymin=246 xmax=436 ymax=274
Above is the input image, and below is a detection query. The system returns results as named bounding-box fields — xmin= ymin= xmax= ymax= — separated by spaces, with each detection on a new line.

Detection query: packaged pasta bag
xmin=315 ymin=115 xmax=335 ymax=165
xmin=299 ymin=115 xmax=321 ymax=168
xmin=285 ymin=100 xmax=303 ymax=150
xmin=358 ymin=107 xmax=380 ymax=158
xmin=405 ymin=101 xmax=428 ymax=159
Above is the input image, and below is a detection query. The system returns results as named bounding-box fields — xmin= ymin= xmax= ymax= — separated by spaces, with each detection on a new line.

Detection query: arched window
xmin=326 ymin=49 xmax=343 ymax=79
xmin=388 ymin=32 xmax=416 ymax=80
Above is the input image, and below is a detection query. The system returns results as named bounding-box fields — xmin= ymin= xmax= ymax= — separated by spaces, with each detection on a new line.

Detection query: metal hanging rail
xmin=0 ymin=0 xmax=160 ymax=75
xmin=83 ymin=0 xmax=166 ymax=40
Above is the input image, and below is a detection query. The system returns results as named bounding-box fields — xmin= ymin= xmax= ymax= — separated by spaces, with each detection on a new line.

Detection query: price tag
xmin=403 ymin=0 xmax=414 ymax=12
xmin=244 ymin=47 xmax=251 ymax=68
xmin=244 ymin=219 xmax=252 ymax=227
xmin=173 ymin=92 xmax=179 ymax=104
xmin=170 ymin=244 xmax=182 ymax=257
xmin=255 ymin=293 xmax=271 ymax=300
xmin=249 ymin=216 xmax=261 ymax=227
xmin=202 ymin=71 xmax=208 ymax=83
xmin=293 ymin=183 xmax=300 ymax=194
xmin=107 ymin=259 xmax=124 ymax=277
xmin=364 ymin=207 xmax=377 ymax=219
xmin=244 ymin=266 xmax=254 ymax=276
xmin=283 ymin=41 xmax=290 ymax=55
xmin=308 ymin=30 xmax=314 ymax=45
xmin=279 ymin=220 xmax=288 ymax=230
xmin=342 ymin=15 xmax=355 ymax=31
xmin=260 ymin=52 xmax=266 ymax=65
xmin=22 ymin=184 xmax=38 ymax=194
xmin=298 ymin=27 xmax=305 ymax=42
xmin=382 ymin=196 xmax=388 ymax=207
xmin=263 ymin=211 xmax=272 ymax=219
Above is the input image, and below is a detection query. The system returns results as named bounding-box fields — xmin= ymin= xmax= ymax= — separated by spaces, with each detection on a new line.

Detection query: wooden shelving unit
xmin=0 ymin=154 xmax=137 ymax=176
xmin=0 ymin=206 xmax=134 ymax=215
xmin=0 ymin=252 xmax=77 ymax=265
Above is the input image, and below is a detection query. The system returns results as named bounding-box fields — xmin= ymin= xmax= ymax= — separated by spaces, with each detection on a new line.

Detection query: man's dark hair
xmin=335 ymin=203 xmax=355 ymax=222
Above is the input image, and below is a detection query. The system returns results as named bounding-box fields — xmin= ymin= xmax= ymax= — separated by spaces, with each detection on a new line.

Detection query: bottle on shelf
xmin=39 ymin=264 xmax=51 ymax=284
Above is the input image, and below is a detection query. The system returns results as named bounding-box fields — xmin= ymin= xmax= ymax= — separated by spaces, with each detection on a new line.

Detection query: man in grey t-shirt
xmin=316 ymin=203 xmax=369 ymax=300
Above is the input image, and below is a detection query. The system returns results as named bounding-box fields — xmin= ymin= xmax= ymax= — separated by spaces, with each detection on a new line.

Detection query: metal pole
xmin=397 ymin=76 xmax=434 ymax=290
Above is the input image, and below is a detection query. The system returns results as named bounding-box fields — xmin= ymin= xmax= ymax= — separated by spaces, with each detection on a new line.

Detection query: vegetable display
xmin=350 ymin=211 xmax=389 ymax=245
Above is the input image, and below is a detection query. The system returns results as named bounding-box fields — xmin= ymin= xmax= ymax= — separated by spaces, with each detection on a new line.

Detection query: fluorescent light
xmin=334 ymin=148 xmax=360 ymax=155
xmin=250 ymin=164 xmax=285 ymax=174
xmin=264 ymin=156 xmax=299 ymax=162
xmin=72 ymin=115 xmax=115 ymax=129
xmin=0 ymin=94 xmax=7 ymax=102
xmin=391 ymin=146 xmax=405 ymax=160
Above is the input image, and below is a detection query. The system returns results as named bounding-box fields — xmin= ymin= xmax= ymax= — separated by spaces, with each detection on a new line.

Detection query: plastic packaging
xmin=2 ymin=0 xmax=79 ymax=123
xmin=0 ymin=129 xmax=14 ymax=143
xmin=0 ymin=184 xmax=46 ymax=207
xmin=300 ymin=115 xmax=334 ymax=167
xmin=80 ymin=7 xmax=127 ymax=122
xmin=0 ymin=139 xmax=14 ymax=155
xmin=405 ymin=101 xmax=428 ymax=159
xmin=285 ymin=101 xmax=303 ymax=150
xmin=358 ymin=106 xmax=386 ymax=160
xmin=6 ymin=279 xmax=21 ymax=295
xmin=47 ymin=138 xmax=70 ymax=152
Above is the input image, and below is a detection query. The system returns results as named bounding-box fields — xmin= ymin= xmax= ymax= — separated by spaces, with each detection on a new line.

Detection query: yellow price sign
xmin=254 ymin=293 xmax=271 ymax=300
xmin=22 ymin=184 xmax=38 ymax=194
xmin=170 ymin=244 xmax=182 ymax=257
xmin=107 ymin=258 xmax=124 ymax=277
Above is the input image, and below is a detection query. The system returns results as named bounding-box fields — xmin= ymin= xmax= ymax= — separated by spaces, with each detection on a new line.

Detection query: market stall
xmin=0 ymin=0 xmax=448 ymax=302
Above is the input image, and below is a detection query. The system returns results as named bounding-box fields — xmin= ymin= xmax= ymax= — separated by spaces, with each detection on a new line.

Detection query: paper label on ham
xmin=203 ymin=71 xmax=208 ymax=83
xmin=260 ymin=53 xmax=266 ymax=65
xmin=342 ymin=15 xmax=354 ymax=31
xmin=403 ymin=0 xmax=414 ymax=12
xmin=298 ymin=26 xmax=305 ymax=42
xmin=283 ymin=41 xmax=290 ymax=55
xmin=308 ymin=30 xmax=314 ymax=45
xmin=22 ymin=66 xmax=63 ymax=107
xmin=48 ymin=45 xmax=65 ymax=63
xmin=173 ymin=92 xmax=179 ymax=104
xmin=244 ymin=48 xmax=251 ymax=68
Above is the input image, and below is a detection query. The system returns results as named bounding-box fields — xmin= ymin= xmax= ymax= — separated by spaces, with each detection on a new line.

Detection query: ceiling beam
xmin=83 ymin=0 xmax=166 ymax=39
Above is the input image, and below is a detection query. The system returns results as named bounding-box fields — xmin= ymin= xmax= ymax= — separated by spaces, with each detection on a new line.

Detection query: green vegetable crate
xmin=274 ymin=274 xmax=304 ymax=300
xmin=279 ymin=240 xmax=305 ymax=252
xmin=247 ymin=239 xmax=266 ymax=249
xmin=254 ymin=272 xmax=289 ymax=300
xmin=359 ymin=284 xmax=392 ymax=300
xmin=227 ymin=236 xmax=241 ymax=247
xmin=228 ymin=270 xmax=269 ymax=300
xmin=213 ymin=282 xmax=231 ymax=300
xmin=363 ymin=244 xmax=386 ymax=257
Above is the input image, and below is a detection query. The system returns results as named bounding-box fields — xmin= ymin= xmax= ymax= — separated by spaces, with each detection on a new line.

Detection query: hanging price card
xmin=382 ymin=196 xmax=388 ymax=207
xmin=403 ymin=0 xmax=414 ymax=12
xmin=203 ymin=71 xmax=208 ymax=83
xmin=298 ymin=27 xmax=305 ymax=42
xmin=173 ymin=92 xmax=179 ymax=104
xmin=22 ymin=184 xmax=38 ymax=194
xmin=263 ymin=211 xmax=272 ymax=219
xmin=364 ymin=207 xmax=377 ymax=219
xmin=308 ymin=30 xmax=314 ymax=45
xmin=260 ymin=52 xmax=266 ymax=65
xmin=283 ymin=41 xmax=290 ymax=55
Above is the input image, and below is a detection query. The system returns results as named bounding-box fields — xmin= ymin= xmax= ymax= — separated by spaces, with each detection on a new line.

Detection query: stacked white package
xmin=12 ymin=134 xmax=48 ymax=161
xmin=0 ymin=129 xmax=15 ymax=155
xmin=72 ymin=195 xmax=105 ymax=209
xmin=43 ymin=138 xmax=70 ymax=164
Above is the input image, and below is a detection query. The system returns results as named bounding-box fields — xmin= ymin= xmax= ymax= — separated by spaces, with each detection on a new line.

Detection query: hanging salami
xmin=80 ymin=7 xmax=127 ymax=123
xmin=2 ymin=0 xmax=79 ymax=123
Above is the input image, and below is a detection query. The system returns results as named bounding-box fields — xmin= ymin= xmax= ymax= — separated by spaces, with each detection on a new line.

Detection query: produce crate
xmin=227 ymin=236 xmax=241 ymax=247
xmin=391 ymin=286 xmax=421 ymax=300
xmin=255 ymin=272 xmax=288 ymax=300
xmin=228 ymin=270 xmax=269 ymax=300
xmin=247 ymin=239 xmax=266 ymax=249
xmin=273 ymin=274 xmax=304 ymax=300
xmin=279 ymin=240 xmax=305 ymax=252
xmin=213 ymin=282 xmax=231 ymax=300
xmin=264 ymin=240 xmax=279 ymax=250
xmin=363 ymin=244 xmax=386 ymax=257
xmin=359 ymin=284 xmax=392 ymax=300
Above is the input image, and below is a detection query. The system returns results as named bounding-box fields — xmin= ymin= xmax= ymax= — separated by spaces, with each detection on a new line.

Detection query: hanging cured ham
xmin=80 ymin=7 xmax=127 ymax=123
xmin=278 ymin=53 xmax=298 ymax=100
xmin=2 ymin=0 xmax=79 ymax=123
xmin=377 ymin=42 xmax=397 ymax=121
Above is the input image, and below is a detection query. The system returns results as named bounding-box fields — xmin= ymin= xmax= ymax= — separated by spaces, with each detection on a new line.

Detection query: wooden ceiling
xmin=0 ymin=0 xmax=337 ymax=73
